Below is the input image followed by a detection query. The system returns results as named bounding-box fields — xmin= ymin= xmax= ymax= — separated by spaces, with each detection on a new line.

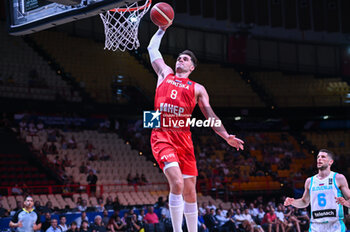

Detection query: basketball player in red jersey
xmin=148 ymin=24 xmax=244 ymax=232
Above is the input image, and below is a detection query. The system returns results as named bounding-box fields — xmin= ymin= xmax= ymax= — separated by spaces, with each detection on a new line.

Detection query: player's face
xmin=176 ymin=55 xmax=194 ymax=73
xmin=24 ymin=197 xmax=34 ymax=208
xmin=317 ymin=152 xmax=333 ymax=170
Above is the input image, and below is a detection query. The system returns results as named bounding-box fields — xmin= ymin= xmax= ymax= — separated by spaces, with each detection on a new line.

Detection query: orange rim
xmin=110 ymin=0 xmax=152 ymax=12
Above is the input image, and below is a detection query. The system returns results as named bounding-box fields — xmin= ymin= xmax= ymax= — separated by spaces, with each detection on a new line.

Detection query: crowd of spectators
xmin=126 ymin=173 xmax=148 ymax=185
xmin=0 ymin=194 xmax=321 ymax=232
xmin=121 ymin=121 xmax=315 ymax=194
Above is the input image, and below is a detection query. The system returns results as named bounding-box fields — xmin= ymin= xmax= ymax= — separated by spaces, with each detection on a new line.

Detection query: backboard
xmin=6 ymin=0 xmax=141 ymax=35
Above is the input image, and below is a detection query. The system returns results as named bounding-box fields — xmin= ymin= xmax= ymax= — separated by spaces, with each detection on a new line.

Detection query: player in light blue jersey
xmin=284 ymin=149 xmax=350 ymax=232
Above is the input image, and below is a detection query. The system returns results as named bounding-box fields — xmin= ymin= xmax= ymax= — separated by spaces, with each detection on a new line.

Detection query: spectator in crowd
xmin=87 ymin=171 xmax=98 ymax=195
xmin=95 ymin=197 xmax=105 ymax=212
xmin=198 ymin=209 xmax=209 ymax=232
xmin=75 ymin=211 xmax=89 ymax=228
xmin=234 ymin=208 xmax=248 ymax=231
xmin=90 ymin=215 xmax=106 ymax=232
xmin=78 ymin=200 xmax=88 ymax=212
xmin=11 ymin=184 xmax=23 ymax=195
xmin=214 ymin=208 xmax=236 ymax=231
xmin=242 ymin=208 xmax=264 ymax=232
xmin=102 ymin=210 xmax=110 ymax=227
xmin=48 ymin=142 xmax=58 ymax=154
xmin=144 ymin=206 xmax=159 ymax=224
xmin=137 ymin=209 xmax=146 ymax=224
xmin=161 ymin=202 xmax=171 ymax=222
xmin=104 ymin=197 xmax=114 ymax=210
xmin=58 ymin=215 xmax=68 ymax=232
xmin=87 ymin=150 xmax=97 ymax=161
xmin=140 ymin=173 xmax=148 ymax=184
xmin=154 ymin=196 xmax=165 ymax=209
xmin=100 ymin=149 xmax=110 ymax=161
xmin=76 ymin=197 xmax=83 ymax=208
xmin=67 ymin=221 xmax=78 ymax=232
xmin=199 ymin=202 xmax=208 ymax=215
xmin=121 ymin=211 xmax=129 ymax=226
xmin=79 ymin=162 xmax=88 ymax=174
xmin=208 ymin=201 xmax=217 ymax=211
xmin=284 ymin=206 xmax=301 ymax=232
xmin=216 ymin=204 xmax=227 ymax=218
xmin=68 ymin=136 xmax=77 ymax=149
xmin=41 ymin=212 xmax=52 ymax=232
xmin=108 ymin=214 xmax=127 ymax=232
xmin=248 ymin=203 xmax=259 ymax=222
xmin=112 ymin=197 xmax=121 ymax=211
xmin=36 ymin=120 xmax=44 ymax=131
xmin=296 ymin=208 xmax=309 ymax=231
xmin=128 ymin=213 xmax=142 ymax=232
xmin=41 ymin=142 xmax=49 ymax=156
xmin=61 ymin=137 xmax=68 ymax=150
xmin=85 ymin=140 xmax=94 ymax=150
xmin=262 ymin=207 xmax=278 ymax=232
xmin=34 ymin=201 xmax=44 ymax=213
xmin=46 ymin=218 xmax=61 ymax=232
xmin=276 ymin=204 xmax=291 ymax=232
xmin=203 ymin=208 xmax=220 ymax=231
xmin=257 ymin=207 xmax=265 ymax=224
xmin=127 ymin=173 xmax=133 ymax=184
xmin=42 ymin=201 xmax=54 ymax=214
xmin=0 ymin=203 xmax=9 ymax=218
xmin=133 ymin=173 xmax=141 ymax=184
xmin=79 ymin=220 xmax=89 ymax=232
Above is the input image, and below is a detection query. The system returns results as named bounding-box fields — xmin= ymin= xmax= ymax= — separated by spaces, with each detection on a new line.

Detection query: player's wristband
xmin=147 ymin=29 xmax=165 ymax=63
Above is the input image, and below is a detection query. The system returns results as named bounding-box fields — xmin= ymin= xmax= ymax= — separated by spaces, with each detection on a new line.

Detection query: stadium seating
xmin=0 ymin=153 xmax=56 ymax=188
xmin=0 ymin=190 xmax=229 ymax=211
xmin=0 ymin=22 xmax=81 ymax=102
xmin=30 ymin=31 xmax=156 ymax=103
xmin=252 ymin=72 xmax=349 ymax=107
xmin=303 ymin=130 xmax=350 ymax=157
xmin=33 ymin=130 xmax=167 ymax=193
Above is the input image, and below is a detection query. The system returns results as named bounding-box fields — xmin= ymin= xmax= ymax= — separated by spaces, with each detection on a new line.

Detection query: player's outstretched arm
xmin=195 ymin=84 xmax=244 ymax=151
xmin=335 ymin=174 xmax=350 ymax=207
xmin=147 ymin=25 xmax=173 ymax=86
xmin=284 ymin=178 xmax=311 ymax=208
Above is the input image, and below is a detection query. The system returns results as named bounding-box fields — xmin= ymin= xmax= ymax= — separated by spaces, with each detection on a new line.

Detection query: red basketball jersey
xmin=154 ymin=74 xmax=196 ymax=130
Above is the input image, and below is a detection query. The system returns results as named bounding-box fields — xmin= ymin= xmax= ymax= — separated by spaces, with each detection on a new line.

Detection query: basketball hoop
xmin=100 ymin=0 xmax=152 ymax=52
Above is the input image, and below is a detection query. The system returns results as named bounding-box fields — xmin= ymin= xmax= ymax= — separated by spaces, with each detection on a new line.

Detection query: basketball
xmin=150 ymin=2 xmax=174 ymax=27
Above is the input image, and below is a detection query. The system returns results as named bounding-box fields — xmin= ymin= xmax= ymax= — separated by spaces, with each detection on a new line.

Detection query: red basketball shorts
xmin=151 ymin=129 xmax=198 ymax=176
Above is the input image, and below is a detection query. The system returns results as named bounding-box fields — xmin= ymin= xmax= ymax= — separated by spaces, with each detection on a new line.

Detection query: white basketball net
xmin=100 ymin=0 xmax=151 ymax=52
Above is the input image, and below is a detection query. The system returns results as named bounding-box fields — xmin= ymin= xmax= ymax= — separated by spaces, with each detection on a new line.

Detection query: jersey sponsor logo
xmin=312 ymin=185 xmax=333 ymax=191
xmin=312 ymin=209 xmax=336 ymax=219
xmin=160 ymin=103 xmax=185 ymax=116
xmin=166 ymin=79 xmax=190 ymax=90
xmin=160 ymin=153 xmax=176 ymax=161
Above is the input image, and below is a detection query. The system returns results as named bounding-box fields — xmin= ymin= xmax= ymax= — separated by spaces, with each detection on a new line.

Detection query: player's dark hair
xmin=179 ymin=50 xmax=198 ymax=68
xmin=24 ymin=195 xmax=33 ymax=201
xmin=59 ymin=215 xmax=66 ymax=220
xmin=319 ymin=149 xmax=335 ymax=160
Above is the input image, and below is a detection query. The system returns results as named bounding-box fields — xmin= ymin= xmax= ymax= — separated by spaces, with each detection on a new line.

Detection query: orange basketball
xmin=150 ymin=2 xmax=174 ymax=27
